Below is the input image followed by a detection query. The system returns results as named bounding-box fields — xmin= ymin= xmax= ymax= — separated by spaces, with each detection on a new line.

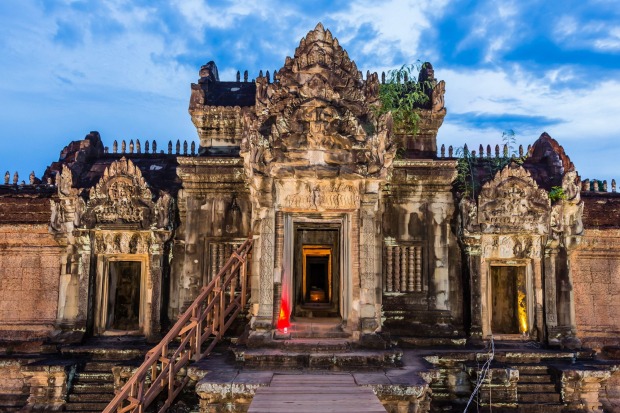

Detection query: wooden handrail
xmin=103 ymin=236 xmax=253 ymax=413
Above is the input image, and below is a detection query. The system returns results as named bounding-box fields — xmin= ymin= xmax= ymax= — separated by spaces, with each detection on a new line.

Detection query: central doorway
xmin=293 ymin=224 xmax=340 ymax=318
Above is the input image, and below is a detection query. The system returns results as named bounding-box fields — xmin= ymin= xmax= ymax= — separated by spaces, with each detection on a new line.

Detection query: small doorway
xmin=107 ymin=261 xmax=141 ymax=331
xmin=491 ymin=266 xmax=528 ymax=334
xmin=302 ymin=246 xmax=332 ymax=304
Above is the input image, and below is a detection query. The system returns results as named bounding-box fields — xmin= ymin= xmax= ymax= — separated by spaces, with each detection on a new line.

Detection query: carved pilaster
xmin=544 ymin=244 xmax=559 ymax=344
xmin=256 ymin=213 xmax=275 ymax=327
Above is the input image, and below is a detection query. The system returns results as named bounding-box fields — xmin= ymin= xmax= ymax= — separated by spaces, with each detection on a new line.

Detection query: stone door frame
xmin=94 ymin=253 xmax=149 ymax=337
xmin=483 ymin=259 xmax=535 ymax=340
xmin=281 ymin=212 xmax=352 ymax=323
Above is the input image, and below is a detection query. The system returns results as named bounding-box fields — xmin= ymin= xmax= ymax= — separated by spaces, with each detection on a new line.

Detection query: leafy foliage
xmin=376 ymin=63 xmax=434 ymax=136
xmin=548 ymin=186 xmax=567 ymax=202
xmin=454 ymin=130 xmax=526 ymax=200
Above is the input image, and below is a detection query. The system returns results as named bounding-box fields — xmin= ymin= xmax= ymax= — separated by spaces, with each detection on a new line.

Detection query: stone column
xmin=464 ymin=237 xmax=483 ymax=340
xmin=253 ymin=209 xmax=275 ymax=333
xmin=359 ymin=202 xmax=379 ymax=335
xmin=76 ymin=232 xmax=91 ymax=332
xmin=429 ymin=194 xmax=453 ymax=311
xmin=543 ymin=243 xmax=560 ymax=345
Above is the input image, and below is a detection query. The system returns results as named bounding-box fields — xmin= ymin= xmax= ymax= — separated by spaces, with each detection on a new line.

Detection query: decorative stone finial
xmin=168 ymin=141 xmax=172 ymax=155
xmin=13 ymin=171 xmax=18 ymax=185
xmin=244 ymin=70 xmax=248 ymax=82
xmin=29 ymin=171 xmax=35 ymax=185
xmin=121 ymin=140 xmax=126 ymax=153
xmin=603 ymin=180 xmax=608 ymax=192
xmin=479 ymin=144 xmax=484 ymax=158
xmin=519 ymin=145 xmax=524 ymax=157
xmin=448 ymin=145 xmax=453 ymax=157
xmin=145 ymin=140 xmax=149 ymax=153
xmin=487 ymin=145 xmax=491 ymax=158
xmin=441 ymin=144 xmax=445 ymax=158
xmin=612 ymin=179 xmax=617 ymax=193
xmin=191 ymin=141 xmax=196 ymax=155
xmin=152 ymin=140 xmax=157 ymax=153
xmin=183 ymin=140 xmax=188 ymax=155
xmin=176 ymin=140 xmax=181 ymax=155
xmin=495 ymin=144 xmax=500 ymax=158
xmin=113 ymin=140 xmax=118 ymax=153
xmin=136 ymin=139 xmax=141 ymax=154
xmin=236 ymin=71 xmax=240 ymax=82
xmin=129 ymin=139 xmax=134 ymax=154
xmin=4 ymin=171 xmax=8 ymax=185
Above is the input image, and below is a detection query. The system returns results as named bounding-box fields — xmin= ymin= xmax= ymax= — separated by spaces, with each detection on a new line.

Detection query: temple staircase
xmin=102 ymin=236 xmax=253 ymax=413
xmin=62 ymin=338 xmax=150 ymax=412
xmin=235 ymin=318 xmax=401 ymax=370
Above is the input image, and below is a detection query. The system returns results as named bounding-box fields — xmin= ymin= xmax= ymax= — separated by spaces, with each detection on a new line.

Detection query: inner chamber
xmin=293 ymin=225 xmax=339 ymax=318
xmin=491 ymin=266 xmax=527 ymax=334
xmin=106 ymin=261 xmax=141 ymax=331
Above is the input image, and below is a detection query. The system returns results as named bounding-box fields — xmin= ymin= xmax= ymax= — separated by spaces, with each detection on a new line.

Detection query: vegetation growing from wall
xmin=376 ymin=62 xmax=433 ymax=137
xmin=454 ymin=130 xmax=527 ymax=199
xmin=549 ymin=186 xmax=567 ymax=202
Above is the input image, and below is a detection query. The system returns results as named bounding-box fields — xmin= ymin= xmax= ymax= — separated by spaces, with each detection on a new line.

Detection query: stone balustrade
xmin=384 ymin=243 xmax=423 ymax=293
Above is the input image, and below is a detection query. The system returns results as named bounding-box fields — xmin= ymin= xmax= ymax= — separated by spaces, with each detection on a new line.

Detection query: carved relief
xmin=93 ymin=231 xmax=153 ymax=255
xmin=360 ymin=209 xmax=376 ymax=288
xmin=82 ymin=158 xmax=172 ymax=230
xmin=258 ymin=215 xmax=275 ymax=318
xmin=278 ymin=181 xmax=360 ymax=210
xmin=478 ymin=163 xmax=550 ymax=234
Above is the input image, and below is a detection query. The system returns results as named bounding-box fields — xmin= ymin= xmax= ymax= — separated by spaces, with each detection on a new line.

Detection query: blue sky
xmin=0 ymin=0 xmax=619 ymax=183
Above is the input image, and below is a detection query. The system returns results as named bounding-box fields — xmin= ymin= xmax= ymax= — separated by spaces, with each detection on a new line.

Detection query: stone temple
xmin=1 ymin=23 xmax=619 ymax=412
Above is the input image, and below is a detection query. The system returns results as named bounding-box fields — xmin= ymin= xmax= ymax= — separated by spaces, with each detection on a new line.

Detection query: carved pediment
xmin=477 ymin=163 xmax=550 ymax=234
xmin=242 ymin=23 xmax=394 ymax=180
xmin=82 ymin=158 xmax=172 ymax=229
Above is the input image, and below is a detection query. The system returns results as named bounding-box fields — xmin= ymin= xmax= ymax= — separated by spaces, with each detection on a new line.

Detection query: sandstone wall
xmin=0 ymin=224 xmax=62 ymax=342
xmin=571 ymin=229 xmax=620 ymax=349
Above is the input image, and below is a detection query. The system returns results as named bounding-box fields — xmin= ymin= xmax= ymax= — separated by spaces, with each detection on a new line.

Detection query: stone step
xmin=65 ymin=401 xmax=110 ymax=411
xmin=517 ymin=382 xmax=556 ymax=393
xmin=71 ymin=383 xmax=115 ymax=394
xmin=73 ymin=371 xmax=114 ymax=382
xmin=477 ymin=404 xmax=564 ymax=413
xmin=274 ymin=338 xmax=351 ymax=352
xmin=286 ymin=319 xmax=350 ymax=339
xmin=68 ymin=392 xmax=114 ymax=403
xmin=237 ymin=348 xmax=402 ymax=370
xmin=517 ymin=374 xmax=553 ymax=383
xmin=517 ymin=392 xmax=561 ymax=403
xmin=82 ymin=360 xmax=132 ymax=372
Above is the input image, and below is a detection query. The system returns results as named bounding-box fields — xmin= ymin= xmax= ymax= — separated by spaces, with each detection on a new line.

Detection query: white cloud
xmin=437 ymin=64 xmax=620 ymax=180
xmin=330 ymin=0 xmax=451 ymax=64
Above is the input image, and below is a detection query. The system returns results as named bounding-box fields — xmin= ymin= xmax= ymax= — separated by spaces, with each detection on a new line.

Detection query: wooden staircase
xmin=102 ymin=236 xmax=253 ymax=413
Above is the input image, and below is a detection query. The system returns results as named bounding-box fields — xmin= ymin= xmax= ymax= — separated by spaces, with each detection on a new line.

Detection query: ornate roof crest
xmin=242 ymin=23 xmax=393 ymax=180
xmin=82 ymin=158 xmax=172 ymax=229
xmin=477 ymin=162 xmax=550 ymax=234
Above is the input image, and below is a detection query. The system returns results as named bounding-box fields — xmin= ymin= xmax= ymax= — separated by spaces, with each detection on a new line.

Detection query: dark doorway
xmin=107 ymin=261 xmax=141 ymax=331
xmin=491 ymin=266 xmax=527 ymax=334
xmin=294 ymin=225 xmax=339 ymax=318
xmin=304 ymin=249 xmax=331 ymax=304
